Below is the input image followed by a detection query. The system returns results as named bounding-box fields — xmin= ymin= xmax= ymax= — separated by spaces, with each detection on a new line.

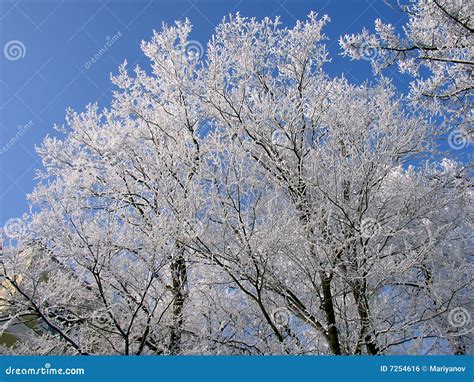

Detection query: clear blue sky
xmin=0 ymin=0 xmax=411 ymax=225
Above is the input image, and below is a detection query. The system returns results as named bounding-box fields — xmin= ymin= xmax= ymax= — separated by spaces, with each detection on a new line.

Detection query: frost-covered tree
xmin=1 ymin=12 xmax=472 ymax=355
xmin=339 ymin=0 xmax=473 ymax=138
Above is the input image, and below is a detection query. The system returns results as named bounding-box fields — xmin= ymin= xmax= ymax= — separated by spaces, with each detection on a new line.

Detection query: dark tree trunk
xmin=320 ymin=273 xmax=343 ymax=355
xmin=169 ymin=245 xmax=187 ymax=355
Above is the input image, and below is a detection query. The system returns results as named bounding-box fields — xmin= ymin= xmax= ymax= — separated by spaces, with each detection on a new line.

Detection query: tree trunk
xmin=320 ymin=273 xmax=342 ymax=355
xmin=169 ymin=245 xmax=187 ymax=354
xmin=351 ymin=279 xmax=379 ymax=355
